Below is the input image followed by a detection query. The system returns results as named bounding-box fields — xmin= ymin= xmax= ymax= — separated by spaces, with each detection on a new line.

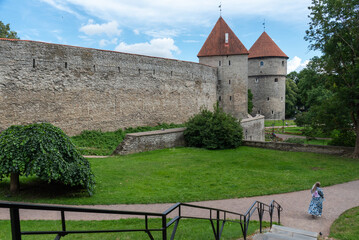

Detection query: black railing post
xmin=10 ymin=207 xmax=21 ymax=240
xmin=243 ymin=215 xmax=247 ymax=240
xmin=162 ymin=215 xmax=167 ymax=240
xmin=277 ymin=207 xmax=281 ymax=225
xmin=61 ymin=210 xmax=66 ymax=233
xmin=216 ymin=210 xmax=220 ymax=240
xmin=269 ymin=204 xmax=273 ymax=229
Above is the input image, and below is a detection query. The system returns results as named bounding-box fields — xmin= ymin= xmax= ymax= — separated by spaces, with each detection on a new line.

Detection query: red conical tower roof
xmin=248 ymin=32 xmax=288 ymax=59
xmin=197 ymin=17 xmax=248 ymax=57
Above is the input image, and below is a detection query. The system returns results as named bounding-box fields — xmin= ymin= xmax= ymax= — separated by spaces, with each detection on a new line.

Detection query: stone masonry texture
xmin=0 ymin=40 xmax=217 ymax=135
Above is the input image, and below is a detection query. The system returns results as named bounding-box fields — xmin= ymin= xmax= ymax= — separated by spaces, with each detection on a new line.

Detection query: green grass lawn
xmin=0 ymin=219 xmax=269 ymax=240
xmin=330 ymin=206 xmax=359 ymax=240
xmin=1 ymin=147 xmax=358 ymax=205
xmin=264 ymin=120 xmax=295 ymax=127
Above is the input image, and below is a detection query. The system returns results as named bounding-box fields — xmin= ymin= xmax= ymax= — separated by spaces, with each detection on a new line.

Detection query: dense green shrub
xmin=0 ymin=123 xmax=95 ymax=194
xmin=184 ymin=105 xmax=243 ymax=149
xmin=328 ymin=130 xmax=356 ymax=147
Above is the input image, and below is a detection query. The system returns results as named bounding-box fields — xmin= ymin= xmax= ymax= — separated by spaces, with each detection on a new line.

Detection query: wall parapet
xmin=243 ymin=140 xmax=354 ymax=156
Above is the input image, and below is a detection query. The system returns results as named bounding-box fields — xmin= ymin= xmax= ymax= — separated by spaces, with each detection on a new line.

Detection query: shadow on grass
xmin=0 ymin=178 xmax=90 ymax=202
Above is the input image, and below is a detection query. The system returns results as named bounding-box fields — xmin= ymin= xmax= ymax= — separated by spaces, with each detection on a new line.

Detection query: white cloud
xmin=145 ymin=29 xmax=180 ymax=38
xmin=287 ymin=56 xmax=309 ymax=73
xmin=39 ymin=0 xmax=83 ymax=19
xmin=80 ymin=20 xmax=122 ymax=36
xmin=99 ymin=38 xmax=118 ymax=47
xmin=115 ymin=38 xmax=180 ymax=59
xmin=133 ymin=29 xmax=140 ymax=35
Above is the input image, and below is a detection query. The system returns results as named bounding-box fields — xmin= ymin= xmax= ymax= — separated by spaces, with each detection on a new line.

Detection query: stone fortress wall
xmin=248 ymin=57 xmax=287 ymax=120
xmin=0 ymin=39 xmax=218 ymax=135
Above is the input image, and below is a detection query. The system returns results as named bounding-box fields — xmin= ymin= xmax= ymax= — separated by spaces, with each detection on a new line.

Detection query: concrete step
xmin=271 ymin=225 xmax=318 ymax=239
xmin=251 ymin=225 xmax=318 ymax=240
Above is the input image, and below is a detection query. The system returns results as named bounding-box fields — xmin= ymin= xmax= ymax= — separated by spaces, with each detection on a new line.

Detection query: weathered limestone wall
xmin=199 ymin=55 xmax=248 ymax=120
xmin=113 ymin=128 xmax=186 ymax=155
xmin=0 ymin=39 xmax=217 ymax=135
xmin=248 ymin=57 xmax=286 ymax=120
xmin=241 ymin=114 xmax=265 ymax=142
xmin=243 ymin=141 xmax=354 ymax=156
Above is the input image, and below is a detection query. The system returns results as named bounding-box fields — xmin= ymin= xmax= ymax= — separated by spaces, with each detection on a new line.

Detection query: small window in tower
xmin=229 ymin=60 xmax=231 ymax=66
xmin=230 ymin=96 xmax=232 ymax=101
xmin=271 ymin=110 xmax=274 ymax=115
xmin=93 ymin=65 xmax=96 ymax=72
xmin=282 ymin=61 xmax=284 ymax=66
xmin=275 ymin=78 xmax=278 ymax=82
xmin=255 ymin=78 xmax=259 ymax=83
xmin=281 ymin=97 xmax=284 ymax=102
xmin=260 ymin=61 xmax=264 ymax=66
xmin=229 ymin=80 xmax=231 ymax=85
xmin=219 ymin=61 xmax=221 ymax=66
xmin=225 ymin=33 xmax=229 ymax=43
xmin=33 ymin=59 xmax=36 ymax=68
xmin=153 ymin=70 xmax=155 ymax=75
xmin=219 ymin=96 xmax=221 ymax=101
xmin=257 ymin=110 xmax=261 ymax=114
xmin=65 ymin=62 xmax=67 ymax=68
xmin=267 ymin=97 xmax=270 ymax=101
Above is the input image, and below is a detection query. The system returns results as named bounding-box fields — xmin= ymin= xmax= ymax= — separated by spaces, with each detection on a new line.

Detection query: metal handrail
xmin=0 ymin=199 xmax=282 ymax=240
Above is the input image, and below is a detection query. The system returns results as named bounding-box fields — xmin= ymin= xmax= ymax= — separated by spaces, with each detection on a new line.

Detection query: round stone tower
xmin=248 ymin=32 xmax=288 ymax=120
xmin=197 ymin=17 xmax=249 ymax=120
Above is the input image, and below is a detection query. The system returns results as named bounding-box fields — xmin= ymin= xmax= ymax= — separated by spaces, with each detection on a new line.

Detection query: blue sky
xmin=0 ymin=0 xmax=320 ymax=73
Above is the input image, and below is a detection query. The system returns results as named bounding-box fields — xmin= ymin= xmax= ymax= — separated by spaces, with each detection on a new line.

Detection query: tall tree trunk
xmin=10 ymin=172 xmax=20 ymax=193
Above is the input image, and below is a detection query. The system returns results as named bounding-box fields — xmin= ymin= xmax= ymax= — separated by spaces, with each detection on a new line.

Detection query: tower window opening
xmin=281 ymin=97 xmax=283 ymax=102
xmin=219 ymin=61 xmax=221 ymax=66
xmin=282 ymin=61 xmax=284 ymax=66
xmin=272 ymin=110 xmax=274 ymax=114
xmin=118 ymin=67 xmax=121 ymax=73
xmin=65 ymin=62 xmax=67 ymax=68
xmin=275 ymin=78 xmax=278 ymax=82
xmin=230 ymin=96 xmax=232 ymax=101
xmin=33 ymin=59 xmax=36 ymax=68
xmin=255 ymin=78 xmax=259 ymax=83
xmin=229 ymin=60 xmax=231 ymax=66
xmin=257 ymin=110 xmax=261 ymax=114
xmin=139 ymin=69 xmax=141 ymax=74
xmin=225 ymin=33 xmax=229 ymax=43
xmin=267 ymin=97 xmax=270 ymax=101
xmin=93 ymin=65 xmax=96 ymax=72
xmin=260 ymin=61 xmax=264 ymax=66
xmin=229 ymin=80 xmax=231 ymax=85
xmin=218 ymin=80 xmax=221 ymax=84
xmin=219 ymin=96 xmax=221 ymax=101
xmin=171 ymin=71 xmax=173 ymax=76
xmin=153 ymin=70 xmax=155 ymax=75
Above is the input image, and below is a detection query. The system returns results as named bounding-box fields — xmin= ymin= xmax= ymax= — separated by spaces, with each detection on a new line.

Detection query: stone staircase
xmin=252 ymin=225 xmax=318 ymax=240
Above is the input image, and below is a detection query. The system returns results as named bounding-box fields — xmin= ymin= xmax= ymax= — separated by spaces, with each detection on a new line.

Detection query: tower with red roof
xmin=198 ymin=17 xmax=249 ymax=120
xmin=248 ymin=32 xmax=288 ymax=120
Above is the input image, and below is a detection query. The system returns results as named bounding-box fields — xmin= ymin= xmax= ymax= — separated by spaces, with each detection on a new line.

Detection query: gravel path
xmin=1 ymin=180 xmax=358 ymax=237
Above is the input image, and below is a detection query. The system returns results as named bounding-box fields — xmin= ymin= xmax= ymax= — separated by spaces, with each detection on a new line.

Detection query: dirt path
xmin=1 ymin=180 xmax=358 ymax=237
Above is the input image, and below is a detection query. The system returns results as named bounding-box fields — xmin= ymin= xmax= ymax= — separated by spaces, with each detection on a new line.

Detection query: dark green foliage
xmin=328 ymin=130 xmax=356 ymax=147
xmin=0 ymin=123 xmax=95 ymax=194
xmin=248 ymin=89 xmax=254 ymax=114
xmin=184 ymin=105 xmax=243 ymax=149
xmin=285 ymin=76 xmax=299 ymax=118
xmin=71 ymin=123 xmax=185 ymax=155
xmin=0 ymin=21 xmax=19 ymax=39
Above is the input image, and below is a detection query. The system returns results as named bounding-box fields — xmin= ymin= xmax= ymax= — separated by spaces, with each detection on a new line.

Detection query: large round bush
xmin=0 ymin=123 xmax=95 ymax=194
xmin=184 ymin=105 xmax=243 ymax=149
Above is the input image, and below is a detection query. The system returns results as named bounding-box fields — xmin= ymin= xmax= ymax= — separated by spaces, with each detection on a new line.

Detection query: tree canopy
xmin=0 ymin=123 xmax=95 ymax=194
xmin=305 ymin=0 xmax=359 ymax=157
xmin=0 ymin=21 xmax=19 ymax=39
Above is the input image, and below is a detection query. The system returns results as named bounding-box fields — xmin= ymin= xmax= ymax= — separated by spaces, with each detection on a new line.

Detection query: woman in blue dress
xmin=308 ymin=182 xmax=324 ymax=218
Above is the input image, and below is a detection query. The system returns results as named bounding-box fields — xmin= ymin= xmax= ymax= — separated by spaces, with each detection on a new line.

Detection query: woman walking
xmin=308 ymin=182 xmax=324 ymax=218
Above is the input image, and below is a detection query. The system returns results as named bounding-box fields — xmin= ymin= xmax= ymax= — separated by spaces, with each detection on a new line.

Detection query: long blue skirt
xmin=308 ymin=197 xmax=323 ymax=216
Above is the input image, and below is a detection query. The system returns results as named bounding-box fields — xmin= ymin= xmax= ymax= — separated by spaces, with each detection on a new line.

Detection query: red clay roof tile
xmin=197 ymin=17 xmax=248 ymax=57
xmin=248 ymin=32 xmax=288 ymax=59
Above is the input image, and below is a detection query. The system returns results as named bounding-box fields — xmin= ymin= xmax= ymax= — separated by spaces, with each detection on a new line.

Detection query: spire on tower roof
xmin=197 ymin=17 xmax=248 ymax=57
xmin=248 ymin=32 xmax=288 ymax=59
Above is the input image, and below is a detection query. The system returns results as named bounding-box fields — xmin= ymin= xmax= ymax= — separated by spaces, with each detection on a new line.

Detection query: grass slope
xmin=0 ymin=219 xmax=269 ymax=240
xmin=330 ymin=206 xmax=359 ymax=240
xmin=0 ymin=147 xmax=358 ymax=205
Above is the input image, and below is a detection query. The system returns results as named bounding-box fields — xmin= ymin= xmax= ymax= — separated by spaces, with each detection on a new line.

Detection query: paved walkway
xmin=1 ymin=180 xmax=358 ymax=237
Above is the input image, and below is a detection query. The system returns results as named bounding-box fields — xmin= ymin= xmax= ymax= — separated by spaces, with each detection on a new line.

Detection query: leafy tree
xmin=248 ymin=89 xmax=254 ymax=114
xmin=0 ymin=21 xmax=19 ymax=39
xmin=0 ymin=123 xmax=95 ymax=194
xmin=184 ymin=104 xmax=243 ymax=150
xmin=305 ymin=0 xmax=359 ymax=157
xmin=285 ymin=74 xmax=299 ymax=118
